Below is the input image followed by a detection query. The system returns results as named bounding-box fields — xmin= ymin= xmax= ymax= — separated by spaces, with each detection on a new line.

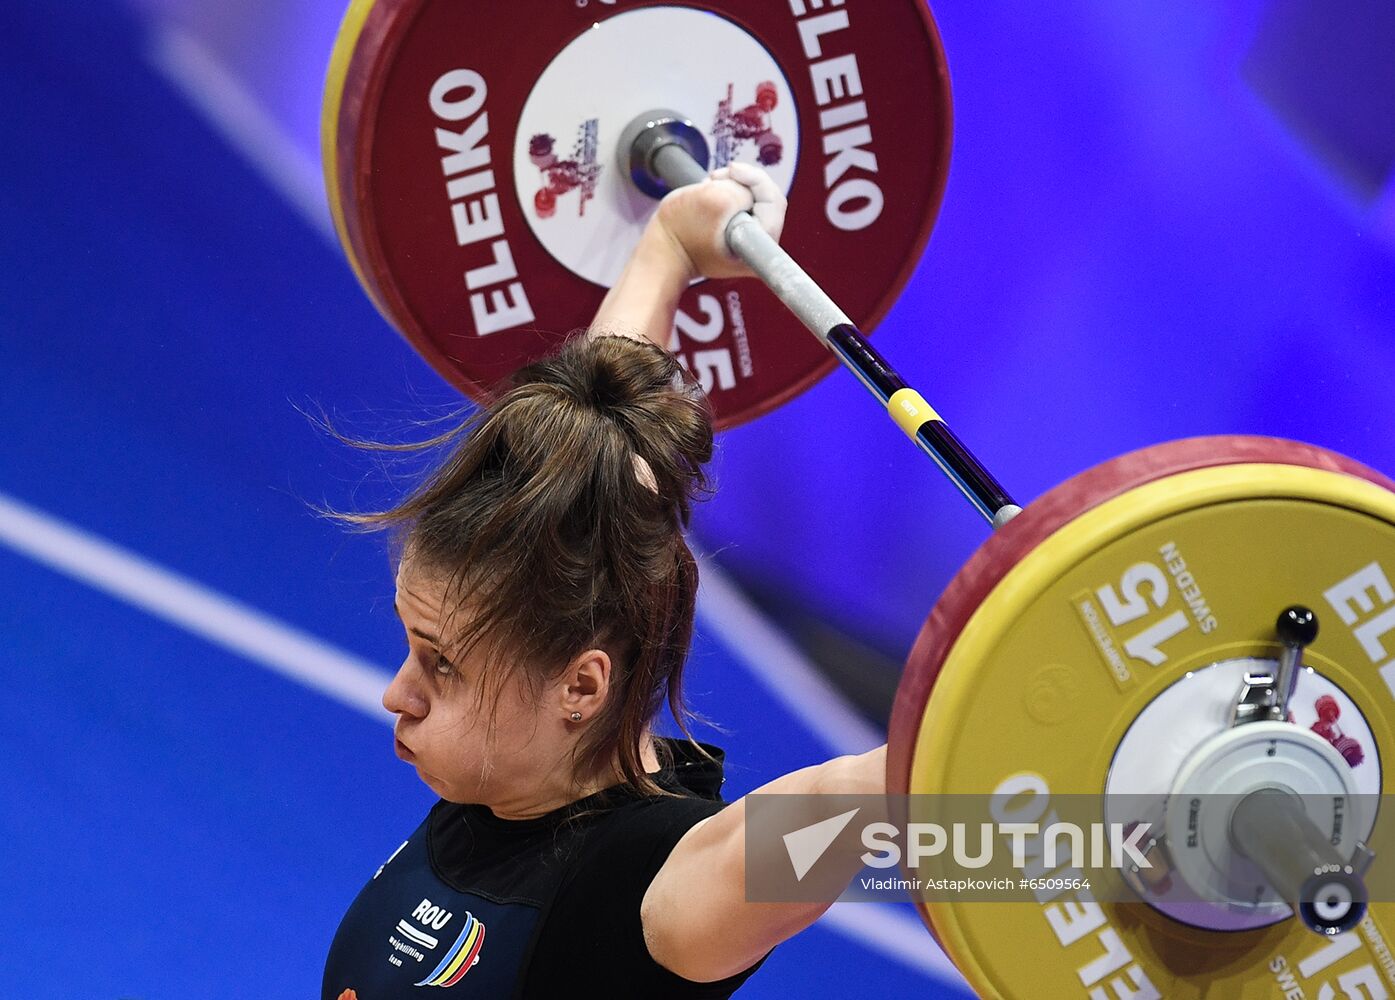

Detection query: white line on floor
xmin=696 ymin=554 xmax=884 ymax=755
xmin=0 ymin=491 xmax=392 ymax=724
xmin=146 ymin=21 xmax=337 ymax=245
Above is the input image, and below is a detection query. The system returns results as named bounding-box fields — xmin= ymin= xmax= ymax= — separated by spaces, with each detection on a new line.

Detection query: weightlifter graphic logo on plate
xmin=713 ymin=81 xmax=784 ymax=167
xmin=528 ymin=123 xmax=602 ymax=219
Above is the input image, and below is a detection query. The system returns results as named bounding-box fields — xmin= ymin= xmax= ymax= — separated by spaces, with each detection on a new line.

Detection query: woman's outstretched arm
xmin=590 ymin=162 xmax=786 ymax=346
xmin=643 ymin=745 xmax=888 ymax=983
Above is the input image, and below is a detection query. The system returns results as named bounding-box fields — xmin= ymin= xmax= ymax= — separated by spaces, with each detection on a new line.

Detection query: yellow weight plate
xmin=908 ymin=458 xmax=1395 ymax=998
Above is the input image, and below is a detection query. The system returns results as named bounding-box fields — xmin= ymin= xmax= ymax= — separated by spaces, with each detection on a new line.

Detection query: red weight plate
xmin=887 ymin=436 xmax=1395 ymax=800
xmin=325 ymin=0 xmax=952 ymax=429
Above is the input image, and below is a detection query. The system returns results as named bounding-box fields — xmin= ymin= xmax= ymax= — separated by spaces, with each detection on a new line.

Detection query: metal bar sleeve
xmin=1230 ymin=787 xmax=1368 ymax=936
xmin=650 ymin=142 xmax=710 ymax=188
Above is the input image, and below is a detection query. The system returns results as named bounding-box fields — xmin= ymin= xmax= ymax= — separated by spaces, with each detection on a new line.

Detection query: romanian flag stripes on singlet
xmin=416 ymin=912 xmax=486 ymax=988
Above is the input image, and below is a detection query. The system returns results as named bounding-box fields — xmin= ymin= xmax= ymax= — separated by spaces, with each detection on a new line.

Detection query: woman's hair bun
xmin=508 ymin=333 xmax=714 ymax=522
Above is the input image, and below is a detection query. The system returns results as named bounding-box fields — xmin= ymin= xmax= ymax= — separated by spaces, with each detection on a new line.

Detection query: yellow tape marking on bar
xmin=888 ymin=388 xmax=941 ymax=439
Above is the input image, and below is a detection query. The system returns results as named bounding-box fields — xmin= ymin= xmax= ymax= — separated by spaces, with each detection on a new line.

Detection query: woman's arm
xmin=587 ymin=220 xmax=695 ymax=346
xmin=642 ymin=745 xmax=888 ymax=983
xmin=589 ymin=162 xmax=786 ymax=347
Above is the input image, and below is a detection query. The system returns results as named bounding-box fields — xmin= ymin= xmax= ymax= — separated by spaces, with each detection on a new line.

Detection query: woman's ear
xmin=560 ymin=647 xmax=612 ymax=723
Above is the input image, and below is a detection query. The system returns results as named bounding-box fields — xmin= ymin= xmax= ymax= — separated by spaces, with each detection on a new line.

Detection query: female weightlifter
xmin=321 ymin=162 xmax=886 ymax=999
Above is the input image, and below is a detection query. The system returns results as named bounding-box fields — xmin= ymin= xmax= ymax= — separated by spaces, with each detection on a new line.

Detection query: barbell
xmin=322 ymin=1 xmax=1395 ymax=996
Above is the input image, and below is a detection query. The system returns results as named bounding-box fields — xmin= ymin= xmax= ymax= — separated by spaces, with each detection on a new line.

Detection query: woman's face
xmin=382 ymin=558 xmax=580 ymax=811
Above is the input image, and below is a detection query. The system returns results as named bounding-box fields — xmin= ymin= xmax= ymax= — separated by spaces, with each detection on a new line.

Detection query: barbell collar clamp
xmin=1230 ymin=606 xmax=1320 ymax=727
xmin=619 ymin=109 xmax=712 ymax=199
xmin=1273 ymin=605 xmax=1319 ymax=720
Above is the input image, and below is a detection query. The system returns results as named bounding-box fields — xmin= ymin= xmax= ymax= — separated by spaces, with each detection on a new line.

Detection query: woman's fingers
xmin=653 ymin=161 xmax=785 ymax=279
xmin=712 ymin=162 xmax=785 ymax=242
xmin=726 ymin=160 xmax=782 ymax=207
xmin=737 ymin=162 xmax=786 ymax=243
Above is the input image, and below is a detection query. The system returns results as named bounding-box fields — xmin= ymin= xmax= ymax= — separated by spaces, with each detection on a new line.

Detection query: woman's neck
xmin=485 ymin=731 xmax=662 ymax=820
